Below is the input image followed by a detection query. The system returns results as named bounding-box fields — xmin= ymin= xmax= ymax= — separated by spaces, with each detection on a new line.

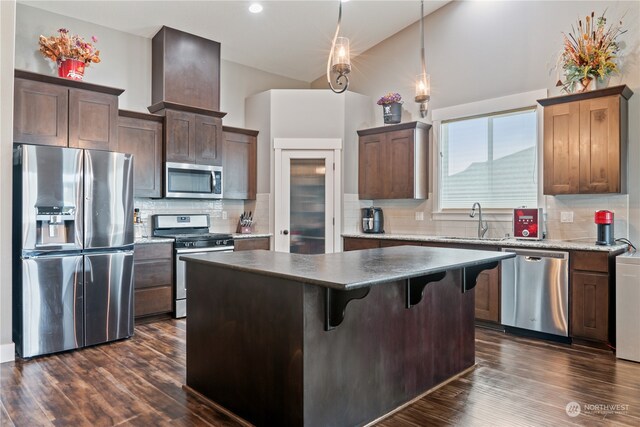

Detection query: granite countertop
xmin=181 ymin=246 xmax=514 ymax=290
xmin=135 ymin=236 xmax=175 ymax=244
xmin=342 ymin=233 xmax=628 ymax=253
xmin=232 ymin=233 xmax=272 ymax=240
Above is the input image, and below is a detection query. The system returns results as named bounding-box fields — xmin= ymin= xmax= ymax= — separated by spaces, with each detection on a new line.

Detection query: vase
xmin=575 ymin=77 xmax=596 ymax=93
xmin=382 ymin=102 xmax=402 ymax=124
xmin=57 ymin=58 xmax=85 ymax=80
xmin=595 ymin=76 xmax=611 ymax=90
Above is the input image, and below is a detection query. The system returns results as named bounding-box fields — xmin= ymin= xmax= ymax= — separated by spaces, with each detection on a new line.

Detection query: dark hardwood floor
xmin=1 ymin=320 xmax=639 ymax=426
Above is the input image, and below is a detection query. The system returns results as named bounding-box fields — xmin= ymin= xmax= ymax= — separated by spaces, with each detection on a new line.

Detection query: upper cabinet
xmin=117 ymin=110 xmax=163 ymax=198
xmin=14 ymin=70 xmax=123 ymax=150
xmin=222 ymin=126 xmax=258 ymax=200
xmin=357 ymin=121 xmax=431 ymax=200
xmin=149 ymin=103 xmax=226 ymax=166
xmin=538 ymin=85 xmax=633 ymax=195
xmin=152 ymin=26 xmax=221 ymax=112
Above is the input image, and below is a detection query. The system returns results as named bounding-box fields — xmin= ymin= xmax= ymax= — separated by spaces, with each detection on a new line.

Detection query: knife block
xmin=236 ymin=220 xmax=253 ymax=234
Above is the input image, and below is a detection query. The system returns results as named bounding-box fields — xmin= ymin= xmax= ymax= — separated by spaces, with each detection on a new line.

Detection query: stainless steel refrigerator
xmin=13 ymin=144 xmax=134 ymax=358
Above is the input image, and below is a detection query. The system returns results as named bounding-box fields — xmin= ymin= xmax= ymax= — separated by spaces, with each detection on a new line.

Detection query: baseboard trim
xmin=0 ymin=342 xmax=15 ymax=363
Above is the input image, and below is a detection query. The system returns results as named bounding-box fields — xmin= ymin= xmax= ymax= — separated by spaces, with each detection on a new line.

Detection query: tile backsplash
xmin=135 ymin=198 xmax=245 ymax=236
xmin=343 ymin=193 xmax=630 ymax=242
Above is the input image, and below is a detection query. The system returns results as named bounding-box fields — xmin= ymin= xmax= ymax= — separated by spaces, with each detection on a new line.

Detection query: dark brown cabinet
xmin=150 ymin=104 xmax=226 ymax=166
xmin=234 ymin=237 xmax=270 ymax=251
xmin=569 ymin=250 xmax=618 ymax=345
xmin=13 ymin=70 xmax=123 ymax=150
xmin=343 ymin=237 xmax=380 ymax=251
xmin=222 ymin=126 xmax=258 ymax=200
xmin=117 ymin=111 xmax=163 ymax=198
xmin=474 ymin=267 xmax=500 ymax=323
xmin=357 ymin=121 xmax=431 ymax=200
xmin=539 ymin=86 xmax=632 ymax=195
xmin=152 ymin=26 xmax=221 ymax=112
xmin=134 ymin=242 xmax=174 ymax=318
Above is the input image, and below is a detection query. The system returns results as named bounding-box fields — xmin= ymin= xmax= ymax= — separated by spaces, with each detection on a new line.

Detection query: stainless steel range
xmin=152 ymin=214 xmax=233 ymax=318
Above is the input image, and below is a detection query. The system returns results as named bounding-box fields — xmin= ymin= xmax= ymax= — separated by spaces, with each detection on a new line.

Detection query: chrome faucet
xmin=470 ymin=202 xmax=488 ymax=239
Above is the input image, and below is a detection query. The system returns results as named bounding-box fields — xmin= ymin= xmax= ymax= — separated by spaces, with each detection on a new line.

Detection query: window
xmin=439 ymin=108 xmax=538 ymax=210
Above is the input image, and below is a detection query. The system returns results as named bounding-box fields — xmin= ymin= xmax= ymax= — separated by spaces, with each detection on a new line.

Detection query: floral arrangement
xmin=376 ymin=92 xmax=402 ymax=105
xmin=38 ymin=28 xmax=101 ymax=65
xmin=557 ymin=11 xmax=625 ymax=92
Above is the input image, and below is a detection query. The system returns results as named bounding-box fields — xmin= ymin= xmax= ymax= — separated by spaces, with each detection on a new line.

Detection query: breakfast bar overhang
xmin=182 ymin=246 xmax=515 ymax=427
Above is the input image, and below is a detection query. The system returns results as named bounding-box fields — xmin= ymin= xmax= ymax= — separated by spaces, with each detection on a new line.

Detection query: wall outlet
xmin=560 ymin=211 xmax=574 ymax=223
xmin=222 ymin=211 xmax=228 ymax=220
xmin=415 ymin=212 xmax=424 ymax=221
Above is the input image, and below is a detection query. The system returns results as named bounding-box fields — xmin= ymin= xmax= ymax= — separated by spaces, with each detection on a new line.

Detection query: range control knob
xmin=522 ymin=229 xmax=530 ymax=237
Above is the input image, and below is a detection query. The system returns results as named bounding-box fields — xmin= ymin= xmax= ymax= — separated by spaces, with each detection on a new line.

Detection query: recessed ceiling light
xmin=249 ymin=3 xmax=263 ymax=13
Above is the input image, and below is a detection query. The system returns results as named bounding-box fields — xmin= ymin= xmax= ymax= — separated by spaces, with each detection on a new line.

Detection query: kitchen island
xmin=182 ymin=246 xmax=514 ymax=427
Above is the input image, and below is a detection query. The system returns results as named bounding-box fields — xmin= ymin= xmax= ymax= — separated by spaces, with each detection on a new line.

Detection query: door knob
xmin=283 ymin=230 xmax=289 ymax=235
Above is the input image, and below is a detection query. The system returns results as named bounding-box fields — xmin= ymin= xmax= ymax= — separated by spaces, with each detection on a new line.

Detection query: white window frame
xmin=431 ymin=89 xmax=547 ymax=222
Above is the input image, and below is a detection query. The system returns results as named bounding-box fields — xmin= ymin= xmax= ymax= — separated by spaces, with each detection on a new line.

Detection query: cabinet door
xmin=117 ymin=116 xmax=163 ymax=198
xmin=358 ymin=133 xmax=384 ymax=199
xmin=384 ymin=129 xmax=415 ymax=199
xmin=474 ymin=266 xmax=500 ymax=323
xmin=133 ymin=243 xmax=173 ymax=318
xmin=195 ymin=115 xmax=223 ymax=165
xmin=68 ymin=89 xmax=118 ymax=151
xmin=543 ymin=101 xmax=580 ymax=195
xmin=13 ymin=78 xmax=69 ymax=147
xmin=165 ymin=110 xmax=196 ymax=163
xmin=223 ymin=131 xmax=256 ymax=199
xmin=579 ymin=96 xmax=621 ymax=193
xmin=571 ymin=271 xmax=609 ymax=342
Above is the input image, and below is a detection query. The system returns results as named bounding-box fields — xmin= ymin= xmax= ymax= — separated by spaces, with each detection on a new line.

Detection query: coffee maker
xmin=362 ymin=207 xmax=384 ymax=234
xmin=595 ymin=210 xmax=614 ymax=245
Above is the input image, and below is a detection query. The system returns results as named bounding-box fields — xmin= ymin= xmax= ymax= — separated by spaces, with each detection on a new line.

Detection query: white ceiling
xmin=21 ymin=0 xmax=450 ymax=82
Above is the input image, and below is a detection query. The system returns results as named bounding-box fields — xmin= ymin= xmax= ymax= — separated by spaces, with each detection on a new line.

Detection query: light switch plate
xmin=415 ymin=212 xmax=424 ymax=221
xmin=222 ymin=211 xmax=228 ymax=220
xmin=560 ymin=211 xmax=574 ymax=223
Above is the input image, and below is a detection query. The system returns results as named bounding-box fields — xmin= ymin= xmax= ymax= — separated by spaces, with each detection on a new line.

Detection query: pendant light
xmin=415 ymin=0 xmax=430 ymax=117
xmin=327 ymin=1 xmax=351 ymax=93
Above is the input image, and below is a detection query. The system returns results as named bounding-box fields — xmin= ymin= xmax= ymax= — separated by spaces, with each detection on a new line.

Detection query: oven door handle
xmin=176 ymin=247 xmax=234 ymax=254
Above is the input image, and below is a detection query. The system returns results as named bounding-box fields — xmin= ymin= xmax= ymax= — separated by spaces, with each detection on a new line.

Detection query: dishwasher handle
xmin=502 ymin=248 xmax=568 ymax=260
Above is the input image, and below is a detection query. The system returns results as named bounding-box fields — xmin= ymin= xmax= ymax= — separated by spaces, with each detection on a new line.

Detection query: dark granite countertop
xmin=181 ymin=246 xmax=514 ymax=290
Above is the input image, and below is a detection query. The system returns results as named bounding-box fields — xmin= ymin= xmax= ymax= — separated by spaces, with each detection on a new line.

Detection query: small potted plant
xmin=38 ymin=28 xmax=101 ymax=80
xmin=556 ymin=11 xmax=625 ymax=93
xmin=377 ymin=92 xmax=403 ymax=124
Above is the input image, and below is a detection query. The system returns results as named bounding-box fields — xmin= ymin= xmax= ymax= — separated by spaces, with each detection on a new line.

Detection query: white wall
xmin=0 ymin=0 xmax=16 ymax=363
xmin=313 ymin=1 xmax=640 ymax=243
xmin=14 ymin=3 xmax=309 ymax=124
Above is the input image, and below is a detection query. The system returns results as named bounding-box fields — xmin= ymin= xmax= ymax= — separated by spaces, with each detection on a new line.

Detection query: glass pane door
xmin=289 ymin=159 xmax=326 ymax=254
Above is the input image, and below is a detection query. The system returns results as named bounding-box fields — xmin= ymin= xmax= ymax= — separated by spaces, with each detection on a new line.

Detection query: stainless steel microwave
xmin=165 ymin=162 xmax=223 ymax=199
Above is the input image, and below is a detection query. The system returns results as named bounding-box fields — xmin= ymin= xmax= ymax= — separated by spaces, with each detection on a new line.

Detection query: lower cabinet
xmin=343 ymin=237 xmax=380 ymax=251
xmin=570 ymin=250 xmax=613 ymax=345
xmin=474 ymin=267 xmax=501 ymax=323
xmin=234 ymin=237 xmax=270 ymax=251
xmin=134 ymin=242 xmax=174 ymax=318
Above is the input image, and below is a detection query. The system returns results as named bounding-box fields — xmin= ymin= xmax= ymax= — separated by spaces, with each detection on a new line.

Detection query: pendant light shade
xmin=327 ymin=2 xmax=350 ymax=93
xmin=415 ymin=0 xmax=430 ymax=117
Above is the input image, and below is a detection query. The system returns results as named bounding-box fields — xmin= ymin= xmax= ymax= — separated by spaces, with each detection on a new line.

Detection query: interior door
xmin=275 ymin=150 xmax=335 ymax=254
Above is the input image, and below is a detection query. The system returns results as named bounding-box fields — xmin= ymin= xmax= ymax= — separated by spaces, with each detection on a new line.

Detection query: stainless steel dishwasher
xmin=501 ymin=248 xmax=569 ymax=337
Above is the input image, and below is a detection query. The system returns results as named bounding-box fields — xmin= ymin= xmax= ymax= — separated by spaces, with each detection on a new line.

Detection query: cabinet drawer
xmin=379 ymin=240 xmax=421 ymax=248
xmin=135 ymin=260 xmax=173 ymax=289
xmin=134 ymin=243 xmax=173 ymax=261
xmin=343 ymin=238 xmax=380 ymax=251
xmin=135 ymin=286 xmax=172 ymax=317
xmin=572 ymin=251 xmax=608 ymax=273
xmin=234 ymin=238 xmax=270 ymax=251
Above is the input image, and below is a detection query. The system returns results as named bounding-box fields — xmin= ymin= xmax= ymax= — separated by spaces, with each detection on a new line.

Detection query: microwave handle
xmin=211 ymin=171 xmax=216 ymax=190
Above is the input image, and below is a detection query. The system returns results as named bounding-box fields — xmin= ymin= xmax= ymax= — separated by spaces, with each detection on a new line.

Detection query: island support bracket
xmin=324 ymin=287 xmax=370 ymax=331
xmin=405 ymin=272 xmax=447 ymax=308
xmin=462 ymin=261 xmax=499 ymax=293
